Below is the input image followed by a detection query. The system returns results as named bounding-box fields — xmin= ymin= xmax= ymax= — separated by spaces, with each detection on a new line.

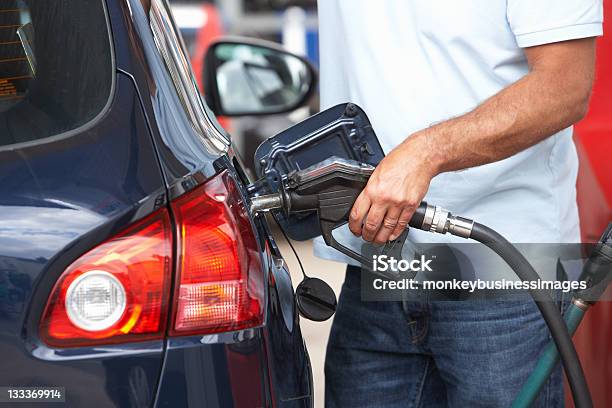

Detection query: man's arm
xmin=349 ymin=37 xmax=597 ymax=244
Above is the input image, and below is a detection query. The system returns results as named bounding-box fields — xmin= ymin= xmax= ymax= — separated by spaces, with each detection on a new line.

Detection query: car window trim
xmin=149 ymin=0 xmax=230 ymax=153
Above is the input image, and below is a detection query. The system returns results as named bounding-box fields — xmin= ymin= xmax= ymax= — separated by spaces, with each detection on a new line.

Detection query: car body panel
xmin=107 ymin=0 xmax=227 ymax=193
xmin=0 ymin=72 xmax=168 ymax=406
xmin=0 ymin=0 xmax=313 ymax=406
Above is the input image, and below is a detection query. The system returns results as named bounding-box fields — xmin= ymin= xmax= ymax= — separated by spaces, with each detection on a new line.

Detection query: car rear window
xmin=0 ymin=0 xmax=113 ymax=147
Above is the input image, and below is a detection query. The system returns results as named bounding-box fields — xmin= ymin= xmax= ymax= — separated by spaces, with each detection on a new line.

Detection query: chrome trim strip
xmin=149 ymin=0 xmax=229 ymax=152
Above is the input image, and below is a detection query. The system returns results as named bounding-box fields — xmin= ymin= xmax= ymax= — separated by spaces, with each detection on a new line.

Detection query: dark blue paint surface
xmin=0 ymin=0 xmax=313 ymax=406
xmin=0 ymin=73 xmax=167 ymax=407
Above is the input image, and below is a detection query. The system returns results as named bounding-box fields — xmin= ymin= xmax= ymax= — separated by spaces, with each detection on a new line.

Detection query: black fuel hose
xmin=251 ymin=191 xmax=592 ymax=406
xmin=470 ymin=223 xmax=592 ymax=408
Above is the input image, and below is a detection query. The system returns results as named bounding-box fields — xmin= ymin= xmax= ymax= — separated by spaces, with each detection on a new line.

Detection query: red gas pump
xmin=572 ymin=1 xmax=612 ymax=406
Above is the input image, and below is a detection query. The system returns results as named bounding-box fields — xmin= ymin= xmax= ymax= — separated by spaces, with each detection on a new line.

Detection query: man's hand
xmin=349 ymin=132 xmax=439 ymax=244
xmin=348 ymin=37 xmax=596 ymax=245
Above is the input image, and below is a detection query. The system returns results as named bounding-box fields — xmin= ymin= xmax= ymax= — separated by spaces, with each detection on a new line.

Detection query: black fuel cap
xmin=295 ymin=278 xmax=337 ymax=322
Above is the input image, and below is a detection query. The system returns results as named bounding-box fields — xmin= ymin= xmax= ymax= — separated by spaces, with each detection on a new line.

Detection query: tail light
xmin=40 ymin=210 xmax=173 ymax=347
xmin=170 ymin=170 xmax=264 ymax=335
xmin=40 ymin=170 xmax=264 ymax=347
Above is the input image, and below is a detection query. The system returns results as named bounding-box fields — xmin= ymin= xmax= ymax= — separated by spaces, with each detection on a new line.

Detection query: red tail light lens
xmin=40 ymin=210 xmax=173 ymax=347
xmin=40 ymin=170 xmax=263 ymax=347
xmin=170 ymin=170 xmax=264 ymax=335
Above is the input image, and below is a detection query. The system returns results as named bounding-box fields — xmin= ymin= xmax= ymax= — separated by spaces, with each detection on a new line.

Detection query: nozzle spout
xmin=250 ymin=193 xmax=284 ymax=213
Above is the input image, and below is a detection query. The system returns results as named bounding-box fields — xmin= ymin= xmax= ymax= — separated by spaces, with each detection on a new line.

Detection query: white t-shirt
xmin=314 ymin=0 xmax=603 ymax=266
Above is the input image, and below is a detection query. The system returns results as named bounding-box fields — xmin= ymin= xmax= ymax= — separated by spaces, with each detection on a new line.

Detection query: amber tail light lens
xmin=170 ymin=170 xmax=264 ymax=336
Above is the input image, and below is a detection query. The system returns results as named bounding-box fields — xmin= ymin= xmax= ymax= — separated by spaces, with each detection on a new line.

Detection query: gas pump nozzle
xmin=249 ymin=157 xmax=473 ymax=268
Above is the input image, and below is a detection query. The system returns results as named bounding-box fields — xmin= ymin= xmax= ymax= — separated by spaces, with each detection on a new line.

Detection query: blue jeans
xmin=325 ymin=266 xmax=565 ymax=407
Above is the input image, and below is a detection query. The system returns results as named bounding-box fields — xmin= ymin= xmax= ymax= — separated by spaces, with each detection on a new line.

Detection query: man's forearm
xmin=349 ymin=38 xmax=596 ymax=244
xmin=412 ymin=38 xmax=596 ymax=175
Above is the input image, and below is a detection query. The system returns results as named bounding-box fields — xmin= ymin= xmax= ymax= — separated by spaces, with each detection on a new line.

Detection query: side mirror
xmin=203 ymin=38 xmax=317 ymax=117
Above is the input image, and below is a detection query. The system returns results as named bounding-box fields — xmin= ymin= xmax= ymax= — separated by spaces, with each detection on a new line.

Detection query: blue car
xmin=0 ymin=0 xmax=319 ymax=406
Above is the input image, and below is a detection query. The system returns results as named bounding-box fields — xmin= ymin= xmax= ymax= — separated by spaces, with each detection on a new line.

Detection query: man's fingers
xmin=348 ymin=192 xmax=371 ymax=236
xmin=373 ymin=207 xmax=402 ymax=244
xmin=361 ymin=204 xmax=388 ymax=242
xmin=390 ymin=207 xmax=415 ymax=241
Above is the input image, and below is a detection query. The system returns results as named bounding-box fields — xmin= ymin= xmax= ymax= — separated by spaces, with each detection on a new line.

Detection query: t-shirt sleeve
xmin=507 ymin=0 xmax=603 ymax=48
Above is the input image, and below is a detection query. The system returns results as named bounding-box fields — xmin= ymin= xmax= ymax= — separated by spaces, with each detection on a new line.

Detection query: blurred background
xmin=170 ymin=0 xmax=319 ymax=173
xmin=167 ymin=1 xmax=340 ymax=406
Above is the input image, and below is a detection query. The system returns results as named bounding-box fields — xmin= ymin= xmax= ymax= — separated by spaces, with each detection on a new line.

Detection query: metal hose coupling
xmin=249 ymin=192 xmax=285 ymax=214
xmin=419 ymin=204 xmax=474 ymax=239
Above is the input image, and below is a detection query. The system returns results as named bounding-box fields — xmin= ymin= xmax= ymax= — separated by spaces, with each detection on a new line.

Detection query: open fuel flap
xmin=249 ymin=103 xmax=385 ymax=241
xmin=249 ymin=103 xmax=416 ymax=320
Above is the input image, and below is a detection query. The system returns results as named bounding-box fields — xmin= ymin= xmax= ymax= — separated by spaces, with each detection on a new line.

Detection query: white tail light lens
xmin=40 ymin=209 xmax=173 ymax=347
xmin=65 ymin=270 xmax=127 ymax=331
